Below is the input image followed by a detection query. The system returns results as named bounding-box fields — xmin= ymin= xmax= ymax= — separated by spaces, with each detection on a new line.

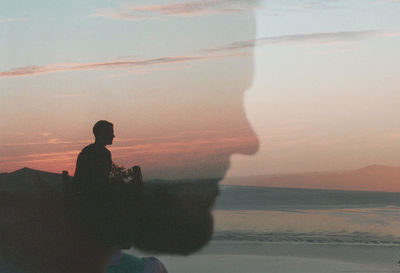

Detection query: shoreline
xmin=131 ymin=240 xmax=400 ymax=273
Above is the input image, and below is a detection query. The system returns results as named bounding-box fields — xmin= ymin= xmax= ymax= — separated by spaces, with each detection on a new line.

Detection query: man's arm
xmin=73 ymin=149 xmax=93 ymax=191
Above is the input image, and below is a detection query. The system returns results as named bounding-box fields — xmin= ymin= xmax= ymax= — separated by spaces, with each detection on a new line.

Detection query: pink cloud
xmin=92 ymin=0 xmax=256 ymax=21
xmin=0 ymin=17 xmax=29 ymax=23
xmin=48 ymin=93 xmax=83 ymax=99
xmin=0 ymin=53 xmax=248 ymax=78
xmin=388 ymin=133 xmax=400 ymax=139
xmin=311 ymin=46 xmax=359 ymax=55
xmin=381 ymin=30 xmax=400 ymax=37
xmin=2 ymin=140 xmax=73 ymax=147
xmin=39 ymin=132 xmax=52 ymax=137
xmin=0 ymin=150 xmax=80 ymax=166
xmin=0 ymin=134 xmax=256 ymax=174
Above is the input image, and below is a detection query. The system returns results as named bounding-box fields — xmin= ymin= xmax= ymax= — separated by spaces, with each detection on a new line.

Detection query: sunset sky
xmin=1 ymin=1 xmax=400 ymax=185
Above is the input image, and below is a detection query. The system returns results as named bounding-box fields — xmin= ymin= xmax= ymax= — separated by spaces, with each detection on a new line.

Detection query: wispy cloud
xmin=382 ymin=30 xmax=400 ymax=37
xmin=262 ymin=0 xmax=346 ymax=15
xmin=0 ymin=53 xmax=247 ymax=78
xmin=311 ymin=46 xmax=359 ymax=55
xmin=0 ymin=150 xmax=80 ymax=172
xmin=2 ymin=139 xmax=72 ymax=147
xmin=92 ymin=0 xmax=256 ymax=21
xmin=39 ymin=132 xmax=52 ymax=137
xmin=3 ymin=29 xmax=396 ymax=79
xmin=297 ymin=0 xmax=345 ymax=9
xmin=388 ymin=133 xmax=400 ymax=139
xmin=207 ymin=30 xmax=392 ymax=52
xmin=48 ymin=93 xmax=83 ymax=99
xmin=0 ymin=17 xmax=29 ymax=23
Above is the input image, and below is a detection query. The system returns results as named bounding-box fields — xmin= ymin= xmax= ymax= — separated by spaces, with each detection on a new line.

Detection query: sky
xmin=227 ymin=0 xmax=400 ymax=177
xmin=1 ymin=0 xmax=400 ymax=186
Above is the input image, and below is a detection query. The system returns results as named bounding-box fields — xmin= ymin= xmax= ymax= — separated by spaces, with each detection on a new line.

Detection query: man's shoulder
xmin=78 ymin=144 xmax=96 ymax=157
xmin=81 ymin=143 xmax=95 ymax=152
xmin=80 ymin=144 xmax=110 ymax=156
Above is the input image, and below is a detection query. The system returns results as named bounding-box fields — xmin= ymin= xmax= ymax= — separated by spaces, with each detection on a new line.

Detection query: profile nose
xmin=236 ymin=125 xmax=259 ymax=156
xmin=231 ymin=111 xmax=259 ymax=156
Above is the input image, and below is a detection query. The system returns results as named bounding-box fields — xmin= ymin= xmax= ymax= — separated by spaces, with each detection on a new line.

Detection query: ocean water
xmin=212 ymin=186 xmax=400 ymax=245
xmin=132 ymin=186 xmax=400 ymax=272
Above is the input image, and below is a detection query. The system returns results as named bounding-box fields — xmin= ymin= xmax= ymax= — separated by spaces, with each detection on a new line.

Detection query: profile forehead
xmin=103 ymin=1 xmax=257 ymax=58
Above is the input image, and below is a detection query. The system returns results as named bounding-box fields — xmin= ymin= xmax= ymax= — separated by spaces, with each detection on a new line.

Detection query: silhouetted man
xmin=74 ymin=120 xmax=115 ymax=196
xmin=71 ymin=120 xmax=119 ymax=246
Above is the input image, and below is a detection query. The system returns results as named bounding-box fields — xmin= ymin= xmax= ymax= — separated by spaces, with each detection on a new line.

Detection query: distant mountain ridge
xmin=222 ymin=165 xmax=400 ymax=192
xmin=2 ymin=165 xmax=400 ymax=193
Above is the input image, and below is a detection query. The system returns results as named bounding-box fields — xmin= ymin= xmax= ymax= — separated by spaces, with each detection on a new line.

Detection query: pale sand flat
xmin=131 ymin=241 xmax=400 ymax=273
xmin=159 ymin=254 xmax=395 ymax=273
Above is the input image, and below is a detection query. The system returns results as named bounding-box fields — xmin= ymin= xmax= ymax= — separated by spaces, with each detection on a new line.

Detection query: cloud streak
xmin=0 ymin=53 xmax=247 ymax=78
xmin=0 ymin=17 xmax=29 ymax=23
xmin=92 ymin=0 xmax=256 ymax=21
xmin=3 ymin=29 xmax=397 ymax=79
xmin=207 ymin=29 xmax=393 ymax=52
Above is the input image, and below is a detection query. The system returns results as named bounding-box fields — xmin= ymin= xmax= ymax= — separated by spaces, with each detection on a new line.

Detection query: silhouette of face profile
xmin=93 ymin=120 xmax=115 ymax=146
xmin=0 ymin=1 xmax=259 ymax=272
xmin=104 ymin=8 xmax=259 ymax=182
xmin=97 ymin=2 xmax=260 ymax=255
xmin=97 ymin=126 xmax=115 ymax=146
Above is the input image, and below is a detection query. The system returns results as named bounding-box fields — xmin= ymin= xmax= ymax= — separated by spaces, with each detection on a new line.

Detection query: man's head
xmin=93 ymin=120 xmax=115 ymax=146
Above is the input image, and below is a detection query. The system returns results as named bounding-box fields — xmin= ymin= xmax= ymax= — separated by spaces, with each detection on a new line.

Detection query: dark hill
xmin=0 ymin=167 xmax=64 ymax=195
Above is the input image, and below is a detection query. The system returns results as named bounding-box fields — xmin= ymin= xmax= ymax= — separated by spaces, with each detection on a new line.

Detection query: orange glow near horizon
xmin=0 ymin=132 xmax=258 ymax=179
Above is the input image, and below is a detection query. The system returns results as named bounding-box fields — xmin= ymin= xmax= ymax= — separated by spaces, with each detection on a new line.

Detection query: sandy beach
xmin=147 ymin=241 xmax=400 ymax=273
xmin=129 ymin=186 xmax=400 ymax=273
